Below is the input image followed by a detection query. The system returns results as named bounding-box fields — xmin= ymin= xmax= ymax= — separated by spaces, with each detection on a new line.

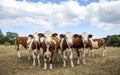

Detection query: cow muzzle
xmin=44 ymin=51 xmax=51 ymax=58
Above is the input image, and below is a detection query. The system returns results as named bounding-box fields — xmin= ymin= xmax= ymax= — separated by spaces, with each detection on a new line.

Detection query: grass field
xmin=0 ymin=45 xmax=120 ymax=75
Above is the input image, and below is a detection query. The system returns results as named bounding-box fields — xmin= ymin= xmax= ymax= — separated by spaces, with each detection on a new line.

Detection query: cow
xmin=15 ymin=36 xmax=28 ymax=59
xmin=79 ymin=32 xmax=93 ymax=64
xmin=27 ymin=32 xmax=41 ymax=66
xmin=88 ymin=37 xmax=106 ymax=57
xmin=59 ymin=32 xmax=74 ymax=68
xmin=42 ymin=31 xmax=58 ymax=69
xmin=72 ymin=34 xmax=84 ymax=64
xmin=52 ymin=33 xmax=61 ymax=62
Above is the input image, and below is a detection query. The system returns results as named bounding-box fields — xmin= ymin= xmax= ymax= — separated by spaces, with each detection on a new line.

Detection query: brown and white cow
xmin=15 ymin=36 xmax=28 ymax=58
xmin=59 ymin=32 xmax=74 ymax=68
xmin=42 ymin=31 xmax=58 ymax=69
xmin=73 ymin=34 xmax=84 ymax=64
xmin=27 ymin=32 xmax=41 ymax=66
xmin=52 ymin=33 xmax=61 ymax=62
xmin=80 ymin=32 xmax=93 ymax=64
xmin=88 ymin=37 xmax=106 ymax=57
xmin=79 ymin=32 xmax=106 ymax=64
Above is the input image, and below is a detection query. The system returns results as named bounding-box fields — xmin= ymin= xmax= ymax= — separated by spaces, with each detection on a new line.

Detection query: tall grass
xmin=0 ymin=45 xmax=120 ymax=75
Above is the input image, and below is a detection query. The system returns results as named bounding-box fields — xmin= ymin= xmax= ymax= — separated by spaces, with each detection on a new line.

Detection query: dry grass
xmin=0 ymin=45 xmax=120 ymax=75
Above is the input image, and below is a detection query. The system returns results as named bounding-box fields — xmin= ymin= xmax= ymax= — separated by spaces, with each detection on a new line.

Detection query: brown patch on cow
xmin=15 ymin=36 xmax=28 ymax=50
xmin=92 ymin=38 xmax=106 ymax=48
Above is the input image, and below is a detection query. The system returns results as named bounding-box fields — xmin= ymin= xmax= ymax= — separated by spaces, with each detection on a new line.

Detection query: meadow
xmin=0 ymin=45 xmax=120 ymax=75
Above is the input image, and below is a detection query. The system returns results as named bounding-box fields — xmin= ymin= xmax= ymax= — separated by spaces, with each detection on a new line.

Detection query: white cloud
xmin=86 ymin=0 xmax=120 ymax=29
xmin=0 ymin=0 xmax=86 ymax=29
xmin=0 ymin=0 xmax=120 ymax=30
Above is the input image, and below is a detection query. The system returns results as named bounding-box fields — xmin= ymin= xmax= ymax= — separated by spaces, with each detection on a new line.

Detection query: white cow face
xmin=33 ymin=32 xmax=39 ymax=42
xmin=27 ymin=36 xmax=33 ymax=44
xmin=44 ymin=36 xmax=52 ymax=45
xmin=81 ymin=32 xmax=89 ymax=43
xmin=44 ymin=31 xmax=52 ymax=45
xmin=27 ymin=35 xmax=34 ymax=49
xmin=44 ymin=31 xmax=52 ymax=37
xmin=65 ymin=32 xmax=73 ymax=46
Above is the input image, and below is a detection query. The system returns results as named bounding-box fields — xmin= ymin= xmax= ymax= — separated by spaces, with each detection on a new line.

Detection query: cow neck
xmin=89 ymin=38 xmax=94 ymax=43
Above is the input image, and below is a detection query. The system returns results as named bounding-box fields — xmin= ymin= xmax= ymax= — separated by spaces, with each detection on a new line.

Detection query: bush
xmin=4 ymin=42 xmax=11 ymax=46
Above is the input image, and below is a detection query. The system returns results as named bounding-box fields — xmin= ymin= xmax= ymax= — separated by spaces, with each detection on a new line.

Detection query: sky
xmin=0 ymin=0 xmax=120 ymax=38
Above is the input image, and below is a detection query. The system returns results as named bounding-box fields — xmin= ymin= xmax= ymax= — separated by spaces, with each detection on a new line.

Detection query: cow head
xmin=81 ymin=32 xmax=93 ymax=46
xmin=44 ymin=31 xmax=52 ymax=45
xmin=65 ymin=32 xmax=73 ymax=47
xmin=60 ymin=34 xmax=65 ymax=38
xmin=38 ymin=33 xmax=44 ymax=43
xmin=27 ymin=34 xmax=34 ymax=48
xmin=33 ymin=32 xmax=40 ymax=43
xmin=73 ymin=34 xmax=79 ymax=39
xmin=52 ymin=33 xmax=58 ymax=37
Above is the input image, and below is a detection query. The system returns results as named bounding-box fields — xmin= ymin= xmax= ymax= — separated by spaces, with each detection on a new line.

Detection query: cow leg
xmin=17 ymin=45 xmax=21 ymax=59
xmin=37 ymin=51 xmax=41 ymax=66
xmin=70 ymin=48 xmax=74 ymax=68
xmin=49 ymin=56 xmax=53 ymax=69
xmin=17 ymin=50 xmax=20 ymax=59
xmin=82 ymin=49 xmax=86 ymax=64
xmin=91 ymin=49 xmax=94 ymax=57
xmin=63 ymin=50 xmax=67 ymax=67
xmin=88 ymin=49 xmax=91 ymax=57
xmin=32 ymin=51 xmax=36 ymax=66
xmin=102 ymin=46 xmax=106 ymax=57
xmin=76 ymin=49 xmax=80 ymax=64
xmin=57 ymin=49 xmax=62 ymax=62
xmin=43 ymin=58 xmax=47 ymax=70
xmin=28 ymin=50 xmax=31 ymax=60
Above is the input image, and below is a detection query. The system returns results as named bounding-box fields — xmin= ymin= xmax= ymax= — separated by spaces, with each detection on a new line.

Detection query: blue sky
xmin=0 ymin=0 xmax=120 ymax=38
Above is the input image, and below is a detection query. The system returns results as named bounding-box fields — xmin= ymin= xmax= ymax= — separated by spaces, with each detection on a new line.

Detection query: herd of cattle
xmin=15 ymin=31 xmax=106 ymax=70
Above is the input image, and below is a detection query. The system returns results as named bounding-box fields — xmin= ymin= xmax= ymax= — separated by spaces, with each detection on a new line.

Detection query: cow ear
xmin=88 ymin=34 xmax=93 ymax=38
xmin=38 ymin=33 xmax=41 ymax=36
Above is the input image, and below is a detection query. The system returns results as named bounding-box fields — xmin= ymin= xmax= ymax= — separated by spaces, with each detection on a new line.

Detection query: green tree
xmin=107 ymin=35 xmax=120 ymax=47
xmin=0 ymin=29 xmax=6 ymax=44
xmin=6 ymin=32 xmax=18 ymax=45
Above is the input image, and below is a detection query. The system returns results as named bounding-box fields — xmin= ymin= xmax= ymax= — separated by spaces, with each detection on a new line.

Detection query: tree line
xmin=0 ymin=30 xmax=18 ymax=45
xmin=105 ymin=35 xmax=120 ymax=47
xmin=0 ymin=29 xmax=120 ymax=47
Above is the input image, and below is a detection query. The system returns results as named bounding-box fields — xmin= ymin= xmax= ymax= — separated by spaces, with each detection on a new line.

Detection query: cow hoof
xmin=33 ymin=63 xmax=36 ymax=66
xmin=83 ymin=62 xmax=86 ymax=65
xmin=50 ymin=67 xmax=53 ymax=70
xmin=28 ymin=57 xmax=30 ymax=60
xmin=71 ymin=65 xmax=74 ymax=68
xmin=63 ymin=65 xmax=66 ymax=68
xmin=43 ymin=67 xmax=47 ymax=70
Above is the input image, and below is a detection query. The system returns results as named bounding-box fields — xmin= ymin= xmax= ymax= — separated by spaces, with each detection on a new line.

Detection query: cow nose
xmin=84 ymin=40 xmax=88 ymax=43
xmin=45 ymin=52 xmax=51 ymax=58
xmin=68 ymin=42 xmax=72 ymax=46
